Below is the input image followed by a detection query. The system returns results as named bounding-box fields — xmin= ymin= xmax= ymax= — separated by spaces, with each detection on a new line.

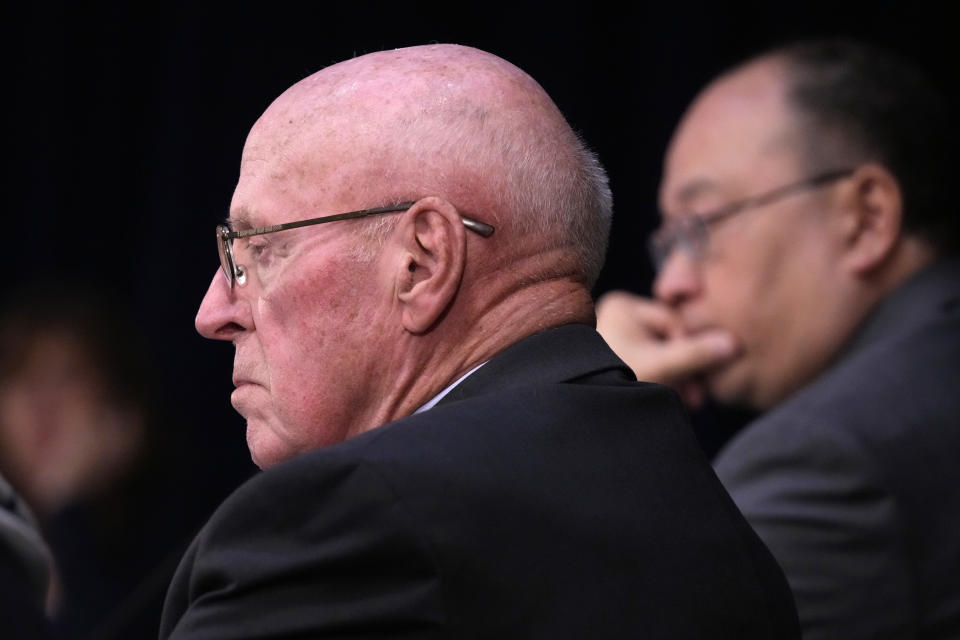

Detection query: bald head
xmin=245 ymin=44 xmax=612 ymax=286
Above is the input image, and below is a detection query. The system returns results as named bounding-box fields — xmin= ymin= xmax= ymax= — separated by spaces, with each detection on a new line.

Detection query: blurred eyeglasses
xmin=648 ymin=168 xmax=855 ymax=270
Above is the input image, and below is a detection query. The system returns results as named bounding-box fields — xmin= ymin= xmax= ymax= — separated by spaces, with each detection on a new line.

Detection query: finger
xmin=621 ymin=298 xmax=681 ymax=333
xmin=596 ymin=291 xmax=679 ymax=337
xmin=651 ymin=330 xmax=738 ymax=382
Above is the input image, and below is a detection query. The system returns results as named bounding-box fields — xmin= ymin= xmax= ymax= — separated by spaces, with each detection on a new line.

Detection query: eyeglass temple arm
xmin=705 ymin=168 xmax=856 ymax=225
xmin=226 ymin=202 xmax=494 ymax=239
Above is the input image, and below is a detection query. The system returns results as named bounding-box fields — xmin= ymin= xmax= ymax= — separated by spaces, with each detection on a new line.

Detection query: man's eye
xmin=236 ymin=238 xmax=269 ymax=263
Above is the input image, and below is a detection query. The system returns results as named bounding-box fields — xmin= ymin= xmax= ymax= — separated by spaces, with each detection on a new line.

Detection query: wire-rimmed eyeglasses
xmin=648 ymin=168 xmax=855 ymax=270
xmin=216 ymin=201 xmax=495 ymax=288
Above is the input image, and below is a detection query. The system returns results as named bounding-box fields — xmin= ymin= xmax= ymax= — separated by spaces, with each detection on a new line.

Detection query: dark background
xmin=6 ymin=0 xmax=957 ymax=498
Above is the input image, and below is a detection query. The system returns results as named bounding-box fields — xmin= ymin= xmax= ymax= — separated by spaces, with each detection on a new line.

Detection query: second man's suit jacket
xmin=715 ymin=259 xmax=960 ymax=639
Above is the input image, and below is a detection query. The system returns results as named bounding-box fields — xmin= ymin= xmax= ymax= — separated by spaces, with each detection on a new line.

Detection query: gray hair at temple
xmin=492 ymin=120 xmax=613 ymax=289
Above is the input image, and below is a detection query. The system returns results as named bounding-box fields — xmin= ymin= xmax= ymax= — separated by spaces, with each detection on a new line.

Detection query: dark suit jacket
xmin=161 ymin=324 xmax=798 ymax=639
xmin=0 ymin=473 xmax=53 ymax=639
xmin=715 ymin=259 xmax=960 ymax=639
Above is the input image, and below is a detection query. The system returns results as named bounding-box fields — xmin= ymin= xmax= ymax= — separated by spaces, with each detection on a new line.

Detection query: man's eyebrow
xmin=673 ymin=178 xmax=720 ymax=205
xmin=225 ymin=207 xmax=256 ymax=230
xmin=659 ymin=177 xmax=720 ymax=219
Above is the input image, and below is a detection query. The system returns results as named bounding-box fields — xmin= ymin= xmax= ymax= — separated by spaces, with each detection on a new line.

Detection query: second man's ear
xmin=839 ymin=164 xmax=904 ymax=275
xmin=394 ymin=197 xmax=468 ymax=333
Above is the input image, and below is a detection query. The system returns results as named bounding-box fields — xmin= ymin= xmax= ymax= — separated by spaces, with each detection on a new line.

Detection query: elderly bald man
xmin=161 ymin=44 xmax=798 ymax=639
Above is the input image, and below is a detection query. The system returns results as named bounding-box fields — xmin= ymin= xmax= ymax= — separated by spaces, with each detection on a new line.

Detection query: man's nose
xmin=195 ymin=272 xmax=253 ymax=340
xmin=652 ymin=250 xmax=702 ymax=307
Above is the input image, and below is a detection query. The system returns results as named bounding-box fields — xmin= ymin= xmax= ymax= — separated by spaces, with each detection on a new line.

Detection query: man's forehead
xmin=245 ymin=81 xmax=401 ymax=184
xmin=666 ymin=177 xmax=722 ymax=207
xmin=230 ymin=132 xmax=383 ymax=229
xmin=660 ymin=61 xmax=800 ymax=214
xmin=228 ymin=151 xmax=297 ymax=227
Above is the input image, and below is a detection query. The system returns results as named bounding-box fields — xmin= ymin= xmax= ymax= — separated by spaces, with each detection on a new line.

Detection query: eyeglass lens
xmin=649 ymin=217 xmax=708 ymax=270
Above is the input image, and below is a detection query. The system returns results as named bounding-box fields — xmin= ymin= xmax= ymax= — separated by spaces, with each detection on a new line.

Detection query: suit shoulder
xmin=724 ymin=309 xmax=960 ymax=467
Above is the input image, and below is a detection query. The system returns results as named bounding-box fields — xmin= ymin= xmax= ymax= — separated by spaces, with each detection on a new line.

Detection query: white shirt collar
xmin=414 ymin=362 xmax=487 ymax=414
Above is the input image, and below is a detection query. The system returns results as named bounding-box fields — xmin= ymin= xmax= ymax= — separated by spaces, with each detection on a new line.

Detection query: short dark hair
xmin=772 ymin=38 xmax=957 ymax=254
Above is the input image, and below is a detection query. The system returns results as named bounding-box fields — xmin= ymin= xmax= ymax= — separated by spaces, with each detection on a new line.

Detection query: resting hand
xmin=595 ymin=291 xmax=738 ymax=407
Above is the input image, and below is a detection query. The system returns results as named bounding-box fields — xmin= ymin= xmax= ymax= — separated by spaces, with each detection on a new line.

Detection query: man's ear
xmin=394 ymin=196 xmax=467 ymax=333
xmin=838 ymin=163 xmax=904 ymax=275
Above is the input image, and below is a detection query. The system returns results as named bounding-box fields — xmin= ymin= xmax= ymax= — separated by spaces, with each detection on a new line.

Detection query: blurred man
xmin=0 ymin=284 xmax=208 ymax=638
xmin=161 ymin=44 xmax=798 ymax=638
xmin=598 ymin=39 xmax=960 ymax=638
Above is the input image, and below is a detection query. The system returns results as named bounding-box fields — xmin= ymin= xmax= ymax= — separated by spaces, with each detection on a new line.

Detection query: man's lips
xmin=230 ymin=378 xmax=264 ymax=415
xmin=231 ymin=363 xmax=264 ymax=388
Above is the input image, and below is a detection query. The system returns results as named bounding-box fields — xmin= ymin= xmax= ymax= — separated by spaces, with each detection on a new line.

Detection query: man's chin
xmin=245 ymin=419 xmax=296 ymax=470
xmin=703 ymin=362 xmax=757 ymax=410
